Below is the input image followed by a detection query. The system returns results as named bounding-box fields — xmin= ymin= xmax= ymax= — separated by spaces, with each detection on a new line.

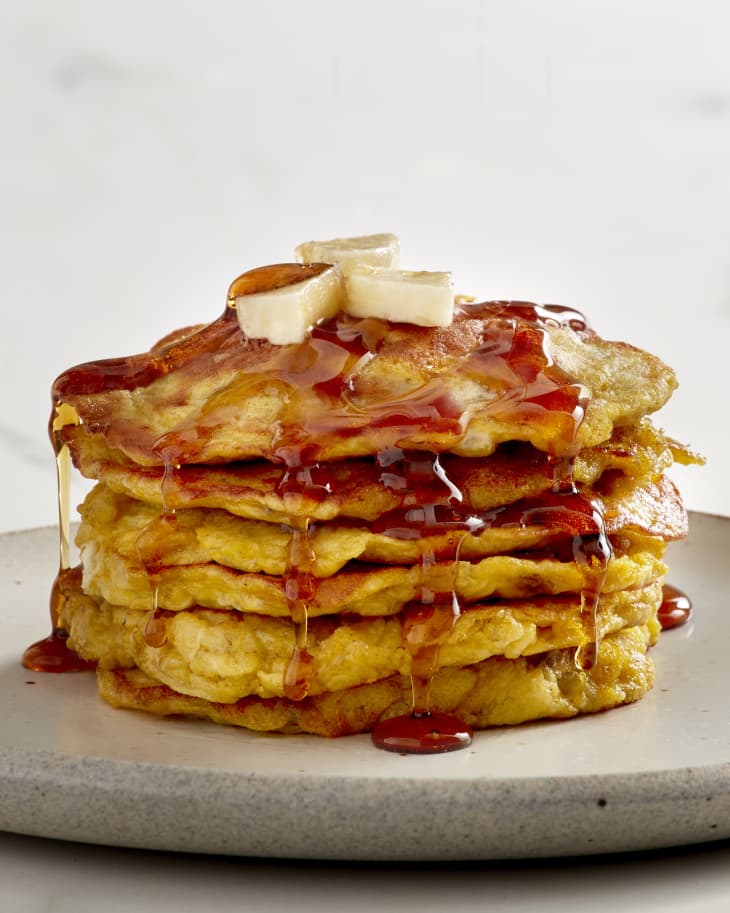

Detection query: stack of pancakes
xmin=54 ymin=288 xmax=695 ymax=737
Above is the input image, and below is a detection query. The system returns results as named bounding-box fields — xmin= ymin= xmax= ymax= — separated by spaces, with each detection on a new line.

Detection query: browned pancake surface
xmin=55 ymin=304 xmax=677 ymax=466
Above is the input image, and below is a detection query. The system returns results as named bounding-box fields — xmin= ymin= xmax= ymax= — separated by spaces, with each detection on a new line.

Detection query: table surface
xmin=3 ymin=831 xmax=730 ymax=912
xmin=3 ymin=1 xmax=730 ymax=906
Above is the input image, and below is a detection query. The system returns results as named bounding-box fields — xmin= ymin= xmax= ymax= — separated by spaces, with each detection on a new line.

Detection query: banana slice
xmin=228 ymin=263 xmax=343 ymax=345
xmin=295 ymin=233 xmax=400 ymax=274
xmin=344 ymin=265 xmax=455 ymax=327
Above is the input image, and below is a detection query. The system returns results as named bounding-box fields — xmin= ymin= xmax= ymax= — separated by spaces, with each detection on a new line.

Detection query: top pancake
xmin=54 ymin=301 xmax=677 ymax=467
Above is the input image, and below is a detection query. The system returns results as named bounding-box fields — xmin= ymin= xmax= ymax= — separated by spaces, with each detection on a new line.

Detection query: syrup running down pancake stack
xmin=29 ymin=234 xmax=700 ymax=752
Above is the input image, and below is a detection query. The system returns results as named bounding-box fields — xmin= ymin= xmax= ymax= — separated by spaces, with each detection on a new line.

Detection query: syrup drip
xmin=23 ymin=402 xmax=95 ymax=673
xmin=658 ymin=583 xmax=692 ymax=630
xmin=371 ymin=450 xmax=474 ymax=753
xmin=369 ymin=441 xmax=613 ymax=751
xmin=278 ymin=458 xmax=322 ymax=701
xmin=142 ymin=609 xmax=169 ymax=647
xmin=281 ymin=522 xmax=317 ymax=700
xmin=491 ymin=482 xmax=612 ymax=671
xmin=372 ymin=455 xmax=612 ymax=575
xmin=135 ymin=509 xmax=184 ymax=647
xmin=22 ymin=568 xmax=95 ymax=673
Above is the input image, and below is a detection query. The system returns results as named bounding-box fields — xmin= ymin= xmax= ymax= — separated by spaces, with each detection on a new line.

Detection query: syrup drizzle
xmin=278 ymin=460 xmax=320 ymax=700
xmin=135 ymin=509 xmax=184 ymax=648
xmin=369 ymin=448 xmax=613 ymax=752
xmin=371 ymin=449 xmax=472 ymax=753
xmin=22 ymin=402 xmax=95 ymax=673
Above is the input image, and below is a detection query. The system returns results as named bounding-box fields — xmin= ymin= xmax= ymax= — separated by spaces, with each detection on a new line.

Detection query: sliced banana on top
xmin=295 ymin=233 xmax=400 ymax=274
xmin=230 ymin=234 xmax=455 ymax=345
xmin=345 ymin=265 xmax=454 ymax=327
xmin=296 ymin=232 xmax=454 ymax=328
xmin=228 ymin=263 xmax=343 ymax=345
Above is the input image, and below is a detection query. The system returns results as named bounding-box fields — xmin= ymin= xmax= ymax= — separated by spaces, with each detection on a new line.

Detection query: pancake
xmin=63 ymin=419 xmax=678 ymax=524
xmin=78 ymin=532 xmax=666 ymax=618
xmin=54 ymin=303 xmax=677 ymax=468
xmin=95 ymin=621 xmax=659 ymax=736
xmin=59 ymin=568 xmax=661 ymax=704
xmin=76 ymin=473 xmax=686 ymax=580
xmin=29 ymin=241 xmax=700 ymax=751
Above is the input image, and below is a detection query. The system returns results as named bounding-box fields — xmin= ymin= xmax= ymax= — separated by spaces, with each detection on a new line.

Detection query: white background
xmin=2 ymin=0 xmax=729 ymax=531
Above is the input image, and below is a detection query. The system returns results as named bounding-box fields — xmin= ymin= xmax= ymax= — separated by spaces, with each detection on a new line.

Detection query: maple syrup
xmin=372 ymin=711 xmax=473 ymax=754
xmin=227 ymin=262 xmax=331 ymax=304
xmin=277 ymin=455 xmax=321 ymax=701
xmin=134 ymin=510 xmax=185 ymax=646
xmin=51 ymin=306 xmax=241 ymax=400
xmin=658 ymin=583 xmax=692 ymax=630
xmin=22 ymin=403 xmax=95 ymax=673
xmin=369 ymin=447 xmax=470 ymax=752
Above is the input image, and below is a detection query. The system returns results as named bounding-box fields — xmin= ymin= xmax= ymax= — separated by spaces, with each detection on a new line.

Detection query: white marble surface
xmin=1 ymin=0 xmax=730 ymax=907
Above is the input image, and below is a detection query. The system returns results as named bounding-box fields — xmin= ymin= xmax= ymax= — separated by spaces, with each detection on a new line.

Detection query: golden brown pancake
xmin=95 ymin=621 xmax=659 ymax=736
xmin=78 ymin=531 xmax=666 ymax=618
xmin=59 ymin=570 xmax=661 ymax=704
xmin=55 ymin=304 xmax=677 ymax=467
xmin=75 ymin=473 xmax=683 ymax=586
xmin=64 ymin=419 xmax=678 ymax=524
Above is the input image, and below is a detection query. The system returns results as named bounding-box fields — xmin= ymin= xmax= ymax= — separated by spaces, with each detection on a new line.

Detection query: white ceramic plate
xmin=0 ymin=513 xmax=728 ymax=861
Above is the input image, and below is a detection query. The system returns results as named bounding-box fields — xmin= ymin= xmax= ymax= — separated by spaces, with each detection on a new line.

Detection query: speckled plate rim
xmin=1 ymin=512 xmax=729 ymax=861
